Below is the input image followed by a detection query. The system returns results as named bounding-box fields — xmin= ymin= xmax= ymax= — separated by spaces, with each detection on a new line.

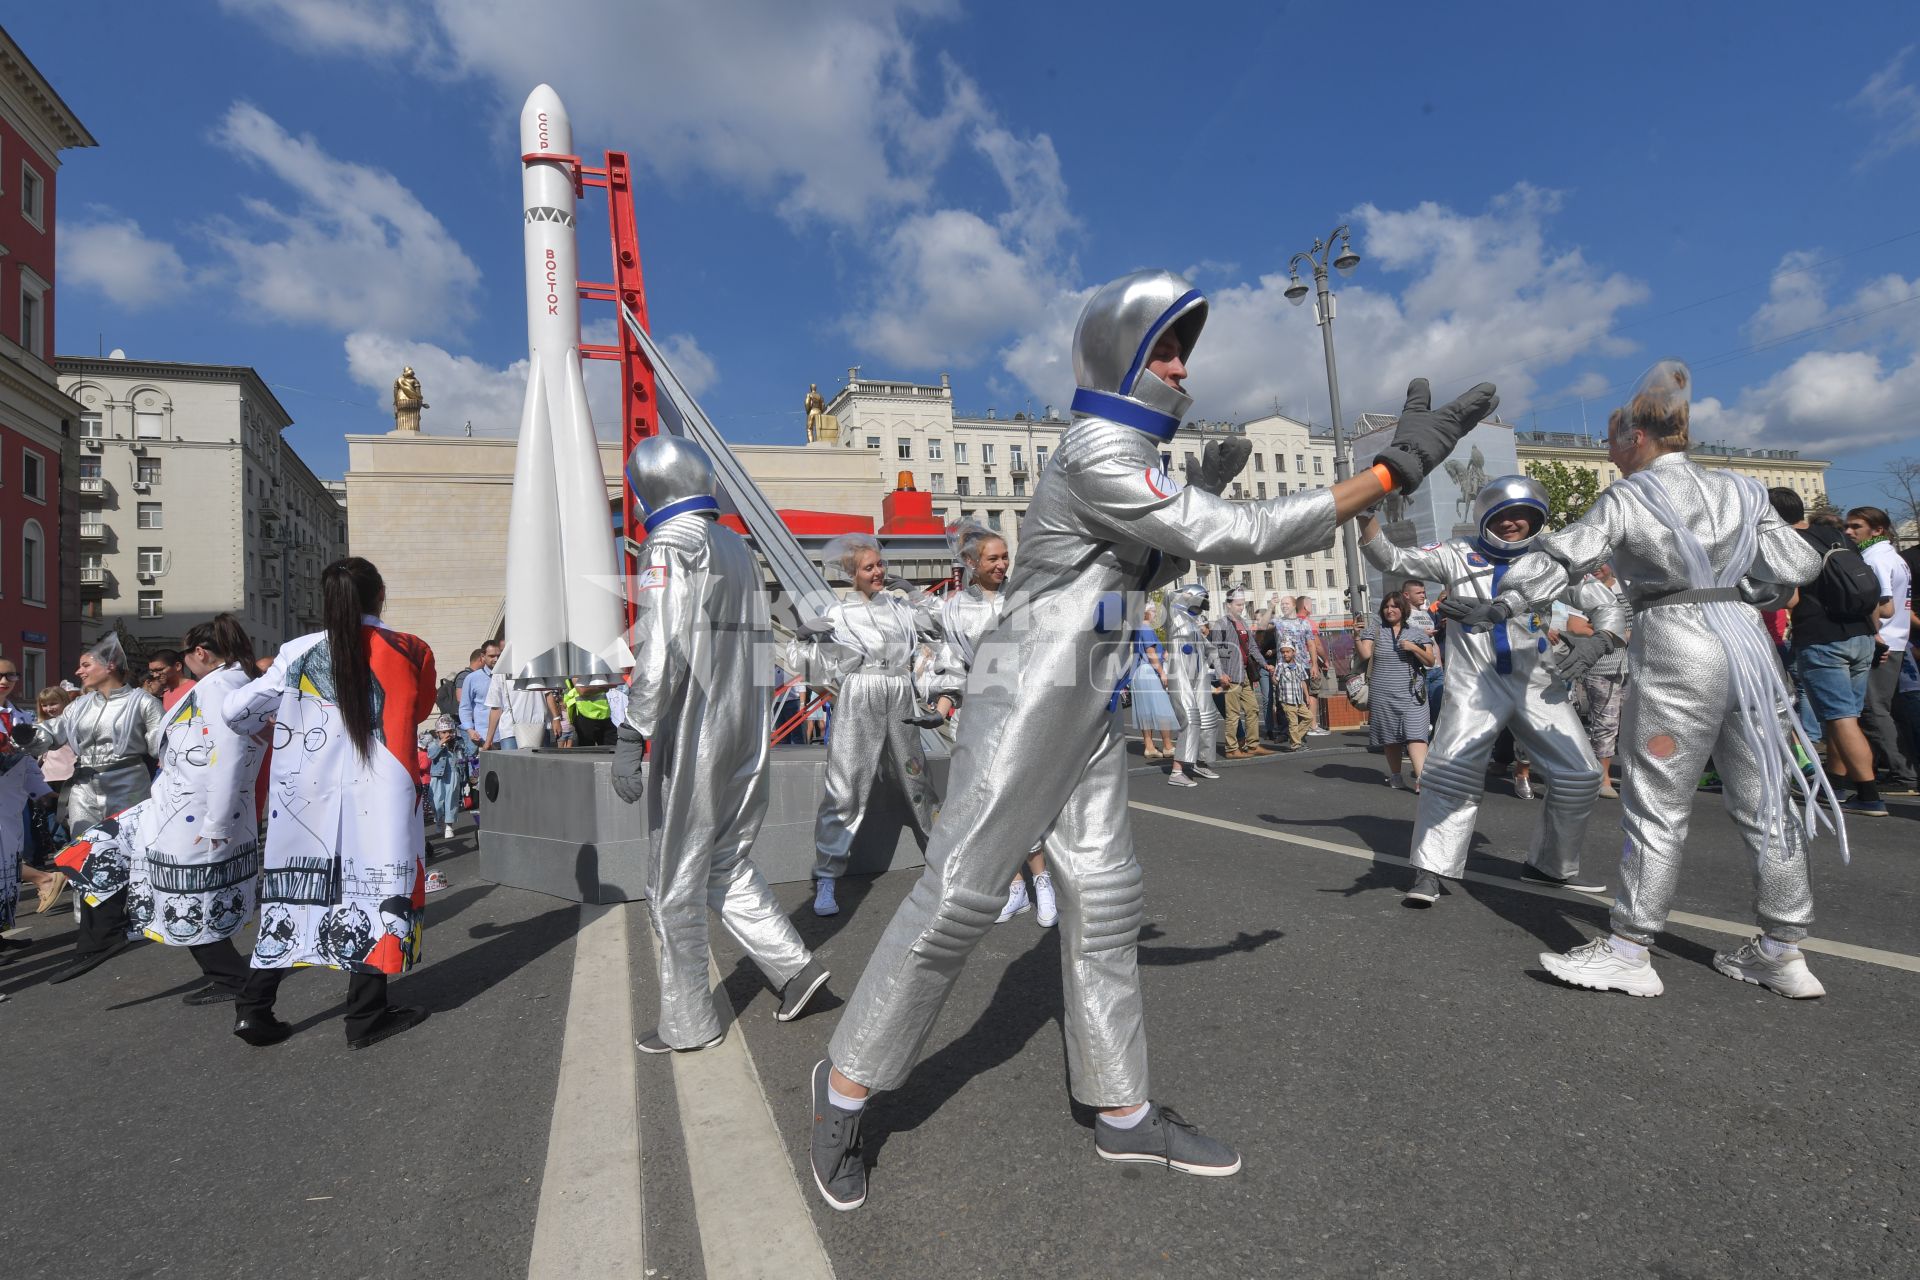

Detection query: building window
xmin=953 ymin=442 xmax=968 ymax=464
xmin=22 ymin=451 xmax=44 ymax=502
xmin=21 ymin=649 xmax=42 ymax=696
xmin=19 ymin=520 xmax=42 ymax=604
xmin=1013 ymin=479 xmax=1026 ymax=497
xmin=136 ymin=457 xmax=161 ymax=484
xmin=80 ymin=412 xmax=104 ymax=439
xmin=897 ymin=437 xmax=913 ymax=461
xmin=139 ymin=591 xmax=164 ymax=619
xmin=1295 ymin=454 xmax=1306 ymax=472
xmin=1232 ymin=483 xmax=1244 ymax=499
xmin=137 ymin=546 xmax=165 ymax=576
xmin=984 ymin=476 xmax=999 ymax=496
xmin=1257 ymin=481 xmax=1268 ymax=499
xmin=927 ymin=438 xmax=943 ymax=460
xmin=864 ymin=435 xmax=880 ymax=450
xmin=1253 ymin=454 xmax=1265 ymax=472
xmin=1263 ymin=570 xmax=1275 ymax=589
xmin=1285 ymin=569 xmax=1296 ymax=589
xmin=981 ymin=444 xmax=995 ymax=466
xmin=18 ymin=269 xmax=46 ymax=359
xmin=987 ymin=510 xmax=1003 ymax=532
xmin=78 ymin=456 xmax=101 ymax=482
xmin=1278 ymin=482 xmax=1290 ymax=495
xmin=1313 ymin=456 xmax=1325 ymax=475
xmin=930 ymin=472 xmax=946 ymax=492
xmin=1010 ymin=445 xmax=1024 ymax=471
xmin=1306 ymin=569 xmax=1316 ymax=588
xmin=135 ymin=410 xmax=164 ymax=440
xmin=20 ymin=164 xmax=44 ymax=228
xmin=138 ymin=502 xmax=163 ymax=529
xmin=1035 ymin=446 xmax=1048 ymax=473
xmin=956 ymin=476 xmax=971 ymax=496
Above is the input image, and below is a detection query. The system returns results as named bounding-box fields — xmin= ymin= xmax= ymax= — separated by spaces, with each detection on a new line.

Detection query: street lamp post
xmin=1285 ymin=226 xmax=1368 ymax=621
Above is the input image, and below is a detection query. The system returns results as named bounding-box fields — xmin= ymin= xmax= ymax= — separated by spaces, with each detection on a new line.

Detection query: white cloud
xmin=208 ymin=102 xmax=480 ymax=336
xmin=998 ymin=185 xmax=1649 ymax=430
xmin=658 ymin=333 xmax=718 ymax=399
xmin=215 ymin=0 xmax=418 ymax=56
xmin=1747 ymin=250 xmax=1830 ymax=342
xmin=59 ymin=214 xmax=192 ymax=309
xmin=1852 ymin=45 xmax=1920 ymax=162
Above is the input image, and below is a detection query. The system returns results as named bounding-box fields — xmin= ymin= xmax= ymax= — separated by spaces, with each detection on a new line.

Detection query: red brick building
xmin=0 ymin=29 xmax=94 ymax=692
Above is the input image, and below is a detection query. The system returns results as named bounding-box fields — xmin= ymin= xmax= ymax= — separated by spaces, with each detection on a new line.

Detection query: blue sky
xmin=15 ymin=1 xmax=1920 ymax=514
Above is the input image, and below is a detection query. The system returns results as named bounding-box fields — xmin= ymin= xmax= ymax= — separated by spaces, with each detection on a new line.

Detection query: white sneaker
xmin=1541 ymin=936 xmax=1663 ymax=997
xmin=1387 ymin=773 xmax=1408 ymax=791
xmin=443 ymin=824 xmax=455 ymax=839
xmin=996 ymin=880 xmax=1032 ymax=923
xmin=1191 ymin=764 xmax=1220 ymax=780
xmin=1713 ymin=936 xmax=1826 ymax=999
xmin=1307 ymin=727 xmax=1331 ymax=737
xmin=1033 ymin=872 xmax=1058 ymax=928
xmin=424 ymin=871 xmax=452 ymax=894
xmin=1167 ymin=772 xmax=1197 ymax=787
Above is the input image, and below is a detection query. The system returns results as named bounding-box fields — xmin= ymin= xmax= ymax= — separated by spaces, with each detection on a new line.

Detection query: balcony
xmin=78 ymin=476 xmax=106 ymax=497
xmin=80 ymin=522 xmax=107 ymax=541
xmin=80 ymin=566 xmax=110 ymax=591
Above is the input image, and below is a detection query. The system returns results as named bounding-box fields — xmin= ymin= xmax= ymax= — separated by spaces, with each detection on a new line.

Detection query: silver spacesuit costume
xmin=1494 ymin=436 xmax=1826 ymax=945
xmin=921 ymin=583 xmax=1006 ymax=712
xmin=1163 ymin=584 xmax=1221 ymax=766
xmin=797 ymin=545 xmax=938 ymax=883
xmin=828 ymin=270 xmax=1342 ymax=1107
xmin=1364 ymin=476 xmax=1623 ymax=881
xmin=621 ymin=437 xmax=815 ymax=1048
xmin=37 ymin=685 xmax=165 ymax=833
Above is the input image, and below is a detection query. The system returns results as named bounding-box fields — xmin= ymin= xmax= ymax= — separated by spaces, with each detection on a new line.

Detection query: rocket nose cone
xmin=520 ymin=83 xmax=572 ymax=155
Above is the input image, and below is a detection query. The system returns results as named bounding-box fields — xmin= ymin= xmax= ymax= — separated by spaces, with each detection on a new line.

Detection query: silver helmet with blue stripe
xmin=1071 ymin=270 xmax=1208 ymax=441
xmin=1170 ymin=581 xmax=1211 ymax=615
xmin=1472 ymin=474 xmax=1550 ymax=559
xmin=625 ymin=434 xmax=719 ymax=533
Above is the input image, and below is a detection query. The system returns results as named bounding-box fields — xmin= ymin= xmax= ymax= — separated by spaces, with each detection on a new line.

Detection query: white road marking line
xmin=1128 ymin=800 xmax=1920 ymax=975
xmin=652 ymin=937 xmax=836 ymax=1280
xmin=528 ymin=904 xmax=644 ymax=1280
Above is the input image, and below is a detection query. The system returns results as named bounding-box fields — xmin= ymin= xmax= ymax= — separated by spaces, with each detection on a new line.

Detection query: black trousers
xmin=76 ymin=892 xmax=130 ymax=954
xmin=190 ymin=938 xmax=250 ymax=992
xmin=238 ymin=966 xmax=390 ymax=1039
xmin=572 ymin=716 xmax=614 ymax=747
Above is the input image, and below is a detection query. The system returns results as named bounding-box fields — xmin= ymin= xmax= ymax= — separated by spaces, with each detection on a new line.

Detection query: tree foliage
xmin=1524 ymin=460 xmax=1600 ymax=530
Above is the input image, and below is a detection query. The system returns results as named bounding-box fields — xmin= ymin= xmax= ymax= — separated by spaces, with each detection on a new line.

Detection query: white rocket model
xmin=503 ymin=84 xmax=630 ymax=687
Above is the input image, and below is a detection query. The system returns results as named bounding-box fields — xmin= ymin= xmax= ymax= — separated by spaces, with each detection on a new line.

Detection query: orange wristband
xmin=1370 ymin=461 xmax=1395 ymax=493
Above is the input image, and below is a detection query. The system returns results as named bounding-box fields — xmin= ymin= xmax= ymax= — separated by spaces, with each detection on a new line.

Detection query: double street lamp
xmin=1284 ymin=226 xmax=1368 ymax=620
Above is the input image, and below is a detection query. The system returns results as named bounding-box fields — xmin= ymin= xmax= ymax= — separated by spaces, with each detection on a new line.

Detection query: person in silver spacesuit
xmin=792 ymin=533 xmax=938 ymax=918
xmin=1362 ymin=475 xmax=1624 ymax=907
xmin=805 ymin=267 xmax=1498 ymax=1210
xmin=1162 ymin=581 xmax=1226 ymax=787
xmin=1444 ymin=362 xmax=1837 ymax=999
xmin=612 ymin=436 xmax=829 ymax=1051
xmin=919 ymin=520 xmax=1056 ymax=927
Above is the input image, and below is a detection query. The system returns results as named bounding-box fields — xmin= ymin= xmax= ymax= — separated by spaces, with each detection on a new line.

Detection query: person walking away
xmin=224 ymin=557 xmax=437 ymax=1049
xmin=483 ymin=661 xmax=548 ymax=751
xmin=612 ymin=436 xmax=831 ymax=1051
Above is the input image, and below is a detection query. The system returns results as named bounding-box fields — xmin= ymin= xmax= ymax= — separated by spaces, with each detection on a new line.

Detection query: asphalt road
xmin=4 ymin=742 xmax=1916 ymax=1280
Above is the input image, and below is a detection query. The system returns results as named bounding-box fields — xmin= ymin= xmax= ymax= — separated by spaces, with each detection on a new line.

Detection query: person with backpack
xmin=1770 ymin=491 xmax=1885 ymax=816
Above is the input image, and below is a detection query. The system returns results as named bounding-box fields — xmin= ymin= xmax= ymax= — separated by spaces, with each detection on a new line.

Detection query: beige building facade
xmin=58 ymin=356 xmax=346 ymax=654
xmin=1511 ymin=427 xmax=1829 ymax=504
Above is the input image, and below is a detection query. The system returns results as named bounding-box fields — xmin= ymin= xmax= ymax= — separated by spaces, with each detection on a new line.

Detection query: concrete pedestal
xmin=476 ymin=746 xmax=940 ymax=905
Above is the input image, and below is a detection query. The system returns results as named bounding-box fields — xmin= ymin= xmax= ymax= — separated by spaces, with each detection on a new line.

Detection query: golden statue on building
xmin=804 ymin=383 xmax=828 ymax=442
xmin=392 ymin=366 xmax=427 ymax=433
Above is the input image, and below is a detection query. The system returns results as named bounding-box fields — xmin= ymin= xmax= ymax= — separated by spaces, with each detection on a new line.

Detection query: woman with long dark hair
xmin=51 ymin=616 xmax=269 ymax=1000
xmin=38 ymin=633 xmax=165 ymax=983
xmin=222 ymin=558 xmax=438 ymax=1049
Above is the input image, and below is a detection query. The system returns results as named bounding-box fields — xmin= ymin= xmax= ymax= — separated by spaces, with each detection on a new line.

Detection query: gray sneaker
xmin=777 ymin=960 xmax=831 ymax=1022
xmin=1403 ymin=870 xmax=1442 ymax=906
xmin=809 ymin=1060 xmax=868 ymax=1210
xmin=1095 ymin=1104 xmax=1241 ymax=1176
xmin=636 ymin=1028 xmax=723 ymax=1055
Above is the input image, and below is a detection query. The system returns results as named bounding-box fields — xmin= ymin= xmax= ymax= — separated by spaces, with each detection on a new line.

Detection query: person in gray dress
xmin=1356 ymin=591 xmax=1436 ymax=790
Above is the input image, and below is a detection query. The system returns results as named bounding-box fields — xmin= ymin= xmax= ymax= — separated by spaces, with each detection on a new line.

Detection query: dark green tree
xmin=1524 ymin=460 xmax=1600 ymax=530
